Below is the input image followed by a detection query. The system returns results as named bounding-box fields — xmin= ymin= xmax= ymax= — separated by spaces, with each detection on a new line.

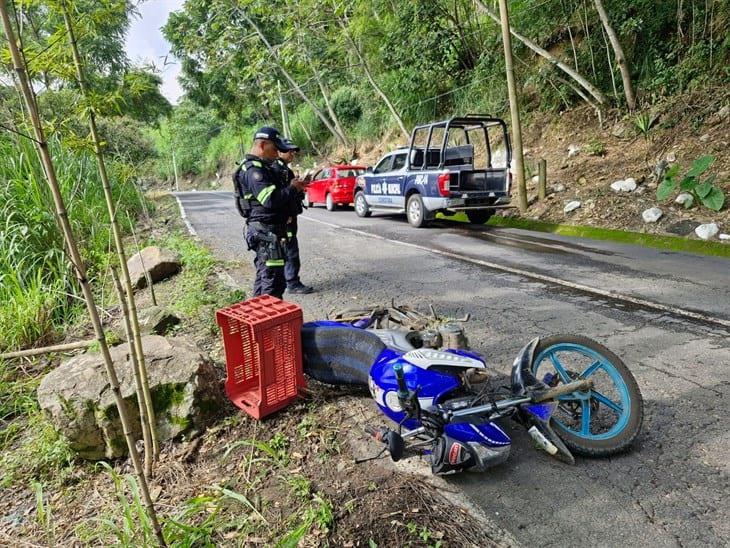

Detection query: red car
xmin=303 ymin=164 xmax=367 ymax=211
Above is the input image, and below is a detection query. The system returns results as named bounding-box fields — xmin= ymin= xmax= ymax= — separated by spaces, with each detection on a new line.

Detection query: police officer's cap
xmin=281 ymin=138 xmax=300 ymax=152
xmin=253 ymin=126 xmax=288 ymax=151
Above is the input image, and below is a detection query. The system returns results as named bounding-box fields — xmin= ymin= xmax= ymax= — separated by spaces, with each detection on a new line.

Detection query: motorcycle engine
xmin=438 ymin=323 xmax=469 ymax=350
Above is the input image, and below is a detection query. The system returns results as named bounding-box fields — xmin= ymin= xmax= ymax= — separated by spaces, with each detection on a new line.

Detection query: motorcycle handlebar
xmin=393 ymin=363 xmax=409 ymax=399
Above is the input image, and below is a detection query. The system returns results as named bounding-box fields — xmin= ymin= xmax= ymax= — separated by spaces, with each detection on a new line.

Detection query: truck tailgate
xmin=454 ymin=169 xmax=509 ymax=193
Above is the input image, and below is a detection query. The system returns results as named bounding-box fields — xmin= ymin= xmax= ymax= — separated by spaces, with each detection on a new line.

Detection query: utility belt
xmin=247 ymin=221 xmax=287 ymax=267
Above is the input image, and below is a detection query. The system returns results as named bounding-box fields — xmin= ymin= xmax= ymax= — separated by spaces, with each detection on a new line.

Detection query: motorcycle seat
xmin=402 ymin=349 xmax=486 ymax=371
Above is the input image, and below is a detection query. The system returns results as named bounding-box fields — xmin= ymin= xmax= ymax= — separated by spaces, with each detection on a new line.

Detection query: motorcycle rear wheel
xmin=531 ymin=334 xmax=643 ymax=457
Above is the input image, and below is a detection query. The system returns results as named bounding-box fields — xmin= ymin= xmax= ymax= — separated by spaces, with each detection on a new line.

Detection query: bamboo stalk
xmin=111 ymin=267 xmax=154 ymax=478
xmin=0 ymin=340 xmax=94 ymax=361
xmin=60 ymin=1 xmax=159 ymax=462
xmin=0 ymin=3 xmax=166 ymax=545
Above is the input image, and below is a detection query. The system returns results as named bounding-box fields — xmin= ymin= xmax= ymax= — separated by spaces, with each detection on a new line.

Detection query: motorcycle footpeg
xmin=366 ymin=426 xmax=405 ymax=462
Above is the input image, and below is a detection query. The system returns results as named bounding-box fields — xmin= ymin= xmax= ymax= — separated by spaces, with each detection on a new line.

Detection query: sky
xmin=124 ymin=0 xmax=186 ymax=104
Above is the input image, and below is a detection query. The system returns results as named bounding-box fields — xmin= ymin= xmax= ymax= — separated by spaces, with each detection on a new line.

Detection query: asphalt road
xmin=176 ymin=191 xmax=730 ymax=547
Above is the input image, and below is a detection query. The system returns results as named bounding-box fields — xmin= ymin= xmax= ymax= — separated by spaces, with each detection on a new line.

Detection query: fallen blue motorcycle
xmin=302 ymin=305 xmax=643 ymax=474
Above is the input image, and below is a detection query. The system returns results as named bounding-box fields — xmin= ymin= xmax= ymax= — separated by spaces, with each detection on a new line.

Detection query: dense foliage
xmin=0 ymin=0 xmax=167 ymax=350
xmin=163 ymin=0 xmax=729 ymax=160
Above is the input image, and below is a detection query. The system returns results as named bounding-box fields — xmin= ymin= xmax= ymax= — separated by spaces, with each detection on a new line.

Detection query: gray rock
xmin=699 ymin=134 xmax=710 ymax=143
xmin=567 ymin=144 xmax=581 ymax=157
xmin=137 ymin=306 xmax=181 ymax=335
xmin=665 ymin=152 xmax=677 ymax=163
xmin=127 ymin=246 xmax=181 ymax=289
xmin=642 ymin=207 xmax=663 ymax=223
xmin=675 ymin=193 xmax=694 ymax=207
xmin=719 ymin=233 xmax=730 ymax=241
xmin=564 ymin=201 xmax=581 ymax=213
xmin=37 ymin=336 xmax=222 ymax=460
xmin=611 ymin=179 xmax=637 ymax=192
xmin=695 ymin=223 xmax=719 ymax=240
xmin=611 ymin=122 xmax=628 ymax=138
xmin=666 ymin=220 xmax=699 ymax=236
xmin=554 ymin=184 xmax=566 ymax=192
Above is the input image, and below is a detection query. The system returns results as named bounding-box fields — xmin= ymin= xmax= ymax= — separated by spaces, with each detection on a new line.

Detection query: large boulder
xmin=37 ymin=336 xmax=223 ymax=460
xmin=127 ymin=246 xmax=181 ymax=289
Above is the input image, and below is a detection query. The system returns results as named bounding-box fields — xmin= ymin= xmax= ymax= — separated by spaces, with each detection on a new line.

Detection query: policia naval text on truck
xmin=234 ymin=127 xmax=307 ymax=299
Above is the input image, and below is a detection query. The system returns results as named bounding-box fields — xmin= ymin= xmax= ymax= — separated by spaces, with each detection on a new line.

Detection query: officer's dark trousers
xmin=284 ymin=218 xmax=301 ymax=287
xmin=246 ymin=224 xmax=286 ymax=299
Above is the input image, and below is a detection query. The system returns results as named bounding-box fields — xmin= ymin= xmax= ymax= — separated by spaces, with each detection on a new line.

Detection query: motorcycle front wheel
xmin=531 ymin=334 xmax=643 ymax=457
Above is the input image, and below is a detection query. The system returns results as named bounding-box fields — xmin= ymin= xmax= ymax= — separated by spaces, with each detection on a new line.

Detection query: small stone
xmin=675 ymin=193 xmax=694 ymax=207
xmin=699 ymin=134 xmax=710 ymax=143
xmin=554 ymin=184 xmax=566 ymax=192
xmin=564 ymin=201 xmax=581 ymax=213
xmin=647 ymin=181 xmax=658 ymax=189
xmin=666 ymin=220 xmax=699 ymax=236
xmin=611 ymin=122 xmax=628 ymax=138
xmin=567 ymin=144 xmax=581 ymax=157
xmin=695 ymin=223 xmax=719 ymax=240
xmin=719 ymin=233 xmax=730 ymax=241
xmin=666 ymin=152 xmax=676 ymax=163
xmin=642 ymin=207 xmax=663 ymax=223
xmin=610 ymin=179 xmax=637 ymax=192
xmin=578 ymin=176 xmax=587 ymax=185
xmin=531 ymin=175 xmax=539 ymax=184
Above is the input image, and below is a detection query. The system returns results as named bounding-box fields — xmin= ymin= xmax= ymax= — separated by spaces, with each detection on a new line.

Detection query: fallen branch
xmin=0 ymin=340 xmax=95 ymax=361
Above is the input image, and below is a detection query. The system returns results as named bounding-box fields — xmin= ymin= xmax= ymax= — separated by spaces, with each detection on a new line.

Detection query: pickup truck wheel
xmin=406 ymin=194 xmax=428 ymax=228
xmin=325 ymin=193 xmax=336 ymax=211
xmin=354 ymin=191 xmax=371 ymax=217
xmin=466 ymin=210 xmax=493 ymax=225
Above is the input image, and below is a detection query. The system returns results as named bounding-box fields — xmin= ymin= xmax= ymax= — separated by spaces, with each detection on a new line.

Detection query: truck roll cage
xmin=406 ymin=114 xmax=512 ymax=172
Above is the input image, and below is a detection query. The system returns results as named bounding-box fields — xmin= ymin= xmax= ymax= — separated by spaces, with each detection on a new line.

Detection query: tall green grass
xmin=0 ymin=135 xmax=144 ymax=351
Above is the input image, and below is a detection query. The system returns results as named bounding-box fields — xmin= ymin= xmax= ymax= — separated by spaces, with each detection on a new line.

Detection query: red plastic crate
xmin=215 ymin=295 xmax=306 ymax=419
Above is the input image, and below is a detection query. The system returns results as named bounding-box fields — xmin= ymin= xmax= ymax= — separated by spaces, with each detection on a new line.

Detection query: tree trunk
xmin=474 ymin=0 xmax=607 ymax=107
xmin=343 ymin=27 xmax=409 ymax=140
xmin=61 ymin=0 xmax=158 ymax=474
xmin=497 ymin=0 xmax=527 ymax=213
xmin=593 ymin=0 xmax=636 ymax=110
xmin=238 ymin=9 xmax=348 ymax=149
xmin=0 ymin=3 xmax=166 ymax=545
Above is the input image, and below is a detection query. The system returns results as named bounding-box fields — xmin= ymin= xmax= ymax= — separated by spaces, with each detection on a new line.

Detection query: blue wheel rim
xmin=533 ymin=343 xmax=631 ymax=441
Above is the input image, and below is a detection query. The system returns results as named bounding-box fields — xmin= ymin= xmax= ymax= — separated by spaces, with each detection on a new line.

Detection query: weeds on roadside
xmin=656 ymin=155 xmax=725 ymax=211
xmin=633 ymin=111 xmax=660 ymax=140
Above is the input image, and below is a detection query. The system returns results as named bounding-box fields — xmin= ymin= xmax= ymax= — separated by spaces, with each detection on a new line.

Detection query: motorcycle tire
xmin=301 ymin=325 xmax=386 ymax=386
xmin=531 ymin=334 xmax=643 ymax=457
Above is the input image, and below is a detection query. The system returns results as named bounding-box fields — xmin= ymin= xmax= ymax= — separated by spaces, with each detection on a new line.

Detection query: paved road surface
xmin=176 ymin=191 xmax=730 ymax=547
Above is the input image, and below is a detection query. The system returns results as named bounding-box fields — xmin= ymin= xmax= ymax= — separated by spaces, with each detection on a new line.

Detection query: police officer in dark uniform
xmin=272 ymin=139 xmax=315 ymax=294
xmin=233 ymin=127 xmax=306 ymax=299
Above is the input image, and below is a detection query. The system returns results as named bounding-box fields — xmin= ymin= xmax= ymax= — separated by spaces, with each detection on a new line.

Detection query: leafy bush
xmin=656 ymin=155 xmax=725 ymax=211
xmin=331 ymin=87 xmax=363 ymax=126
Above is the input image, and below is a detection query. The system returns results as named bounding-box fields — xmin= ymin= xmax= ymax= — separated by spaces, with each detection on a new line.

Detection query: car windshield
xmin=338 ymin=169 xmax=365 ymax=178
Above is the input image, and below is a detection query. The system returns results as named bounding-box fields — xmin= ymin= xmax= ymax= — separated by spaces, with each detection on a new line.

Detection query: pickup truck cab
xmin=354 ymin=115 xmax=512 ymax=227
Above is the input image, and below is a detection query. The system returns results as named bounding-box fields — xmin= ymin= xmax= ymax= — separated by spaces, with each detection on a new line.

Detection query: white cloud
xmin=125 ymin=0 xmax=186 ymax=104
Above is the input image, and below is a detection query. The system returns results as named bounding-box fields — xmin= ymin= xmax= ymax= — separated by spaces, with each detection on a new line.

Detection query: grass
xmin=0 ymin=135 xmax=145 ymax=352
xmin=440 ymin=212 xmax=730 ymax=258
